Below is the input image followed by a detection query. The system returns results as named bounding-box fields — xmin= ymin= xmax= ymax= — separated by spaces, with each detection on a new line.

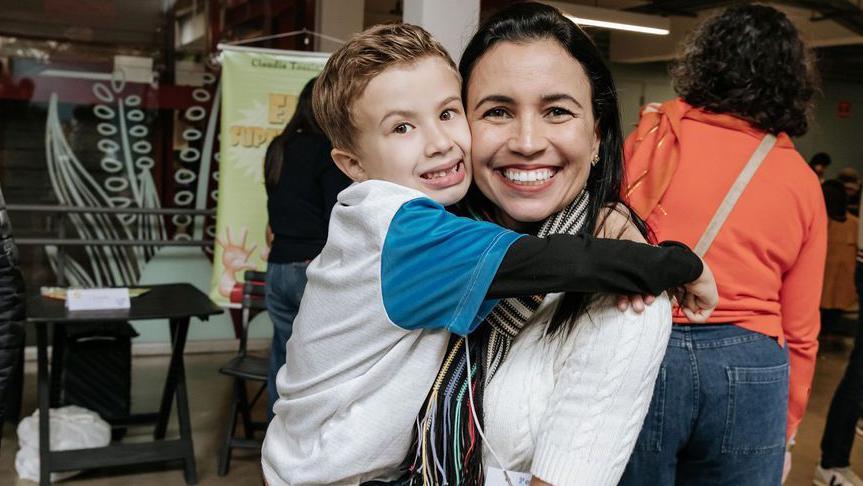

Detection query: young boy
xmin=261 ymin=23 xmax=715 ymax=485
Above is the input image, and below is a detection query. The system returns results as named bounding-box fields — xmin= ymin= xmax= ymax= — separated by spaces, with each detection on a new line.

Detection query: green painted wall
xmin=132 ymin=247 xmax=272 ymax=343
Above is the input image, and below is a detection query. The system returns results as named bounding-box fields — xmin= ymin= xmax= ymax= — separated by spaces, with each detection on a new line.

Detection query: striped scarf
xmin=404 ymin=190 xmax=590 ymax=485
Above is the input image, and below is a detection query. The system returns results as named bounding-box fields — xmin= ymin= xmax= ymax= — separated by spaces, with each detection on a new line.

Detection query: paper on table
xmin=66 ymin=288 xmax=131 ymax=311
xmin=41 ymin=287 xmax=151 ymax=300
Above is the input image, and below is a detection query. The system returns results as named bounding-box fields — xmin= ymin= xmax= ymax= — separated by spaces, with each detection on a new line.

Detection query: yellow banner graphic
xmin=212 ymin=47 xmax=327 ymax=305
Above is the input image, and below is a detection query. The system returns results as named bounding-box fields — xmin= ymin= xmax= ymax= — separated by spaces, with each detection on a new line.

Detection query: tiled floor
xmin=1 ymin=338 xmax=862 ymax=485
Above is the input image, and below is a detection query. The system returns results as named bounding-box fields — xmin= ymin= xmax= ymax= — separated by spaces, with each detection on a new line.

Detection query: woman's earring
xmin=591 ymin=154 xmax=599 ymax=167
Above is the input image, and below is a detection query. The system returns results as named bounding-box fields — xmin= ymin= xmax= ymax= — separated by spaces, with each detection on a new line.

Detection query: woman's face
xmin=466 ymin=39 xmax=599 ymax=229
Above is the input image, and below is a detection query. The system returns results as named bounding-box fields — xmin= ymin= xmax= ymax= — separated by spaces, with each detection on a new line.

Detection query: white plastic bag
xmin=15 ymin=405 xmax=111 ymax=483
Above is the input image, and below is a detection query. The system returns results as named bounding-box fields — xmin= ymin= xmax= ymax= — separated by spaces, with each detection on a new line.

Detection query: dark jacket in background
xmin=266 ymin=132 xmax=352 ymax=263
xmin=0 ymin=184 xmax=25 ymax=436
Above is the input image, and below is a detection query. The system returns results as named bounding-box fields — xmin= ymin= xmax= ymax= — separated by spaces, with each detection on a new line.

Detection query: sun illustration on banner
xmin=224 ymin=99 xmax=280 ymax=182
xmin=216 ymin=225 xmax=258 ymax=298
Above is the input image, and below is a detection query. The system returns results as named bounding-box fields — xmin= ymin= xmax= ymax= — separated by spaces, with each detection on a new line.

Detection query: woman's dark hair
xmin=823 ymin=179 xmax=848 ymax=222
xmin=671 ymin=4 xmax=819 ymax=137
xmin=459 ymin=1 xmax=647 ymax=335
xmin=264 ymin=76 xmax=323 ymax=189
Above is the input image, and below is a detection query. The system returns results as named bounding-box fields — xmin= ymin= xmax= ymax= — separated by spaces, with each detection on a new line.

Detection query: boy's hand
xmin=675 ymin=259 xmax=718 ymax=322
xmin=616 ymin=293 xmax=655 ymax=313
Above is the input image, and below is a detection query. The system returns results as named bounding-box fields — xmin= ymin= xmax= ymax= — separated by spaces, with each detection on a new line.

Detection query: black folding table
xmin=26 ymin=283 xmax=223 ymax=485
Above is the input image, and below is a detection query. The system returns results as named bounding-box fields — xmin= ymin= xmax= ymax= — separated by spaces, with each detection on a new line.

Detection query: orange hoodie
xmin=624 ymin=99 xmax=827 ymax=440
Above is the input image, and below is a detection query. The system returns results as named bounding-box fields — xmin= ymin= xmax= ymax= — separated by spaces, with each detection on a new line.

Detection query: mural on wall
xmin=38 ymin=47 xmax=331 ymax=315
xmin=169 ymin=69 xmax=221 ymax=248
xmin=42 ymin=65 xmax=220 ymax=288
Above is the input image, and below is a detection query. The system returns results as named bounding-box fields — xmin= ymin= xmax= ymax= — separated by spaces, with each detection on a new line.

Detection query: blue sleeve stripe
xmin=448 ymin=231 xmax=522 ymax=335
xmin=380 ymin=197 xmax=524 ymax=336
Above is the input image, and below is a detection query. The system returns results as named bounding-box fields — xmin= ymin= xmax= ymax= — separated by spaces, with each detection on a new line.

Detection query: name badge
xmin=486 ymin=466 xmax=532 ymax=486
xmin=66 ymin=288 xmax=131 ymax=311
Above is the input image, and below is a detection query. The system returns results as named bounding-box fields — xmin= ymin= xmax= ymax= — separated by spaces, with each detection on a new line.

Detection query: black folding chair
xmin=217 ymin=270 xmax=268 ymax=476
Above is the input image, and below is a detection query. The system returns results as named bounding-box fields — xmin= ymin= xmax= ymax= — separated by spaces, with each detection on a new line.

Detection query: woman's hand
xmin=530 ymin=477 xmax=552 ymax=486
xmin=675 ymin=259 xmax=718 ymax=322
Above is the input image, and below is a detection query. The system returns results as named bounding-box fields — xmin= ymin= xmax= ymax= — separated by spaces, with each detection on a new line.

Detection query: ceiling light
xmin=545 ymin=2 xmax=671 ymax=36
xmin=564 ymin=15 xmax=670 ymax=35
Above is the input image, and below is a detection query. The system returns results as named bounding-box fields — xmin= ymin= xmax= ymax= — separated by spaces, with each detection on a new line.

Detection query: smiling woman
xmin=407 ymin=3 xmax=693 ymax=485
xmin=468 ymin=38 xmax=598 ymax=229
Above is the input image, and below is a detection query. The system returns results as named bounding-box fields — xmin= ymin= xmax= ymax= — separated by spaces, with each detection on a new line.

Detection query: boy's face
xmin=339 ymin=56 xmax=471 ymax=206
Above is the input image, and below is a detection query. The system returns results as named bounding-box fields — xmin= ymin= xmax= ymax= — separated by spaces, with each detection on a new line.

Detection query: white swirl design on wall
xmin=43 ymin=66 xmax=220 ymax=285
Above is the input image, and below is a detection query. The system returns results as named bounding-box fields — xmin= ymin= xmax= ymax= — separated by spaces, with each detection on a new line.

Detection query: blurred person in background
xmin=820 ymin=180 xmax=858 ymax=335
xmin=811 ymin=152 xmax=832 ymax=183
xmin=838 ymin=167 xmax=861 ymax=216
xmin=263 ymin=77 xmax=351 ymax=418
xmin=816 ymin=183 xmax=863 ymax=486
xmin=620 ymin=5 xmax=825 ymax=485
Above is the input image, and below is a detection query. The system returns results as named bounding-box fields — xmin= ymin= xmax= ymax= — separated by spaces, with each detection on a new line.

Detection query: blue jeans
xmin=266 ymin=261 xmax=309 ymax=420
xmin=620 ymin=325 xmax=789 ymax=486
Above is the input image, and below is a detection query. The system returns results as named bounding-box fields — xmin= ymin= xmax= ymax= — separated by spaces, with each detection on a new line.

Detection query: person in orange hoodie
xmin=618 ymin=5 xmax=826 ymax=485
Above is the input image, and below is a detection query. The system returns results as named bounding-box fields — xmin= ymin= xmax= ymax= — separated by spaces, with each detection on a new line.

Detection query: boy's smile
xmin=333 ymin=55 xmax=472 ymax=206
xmin=419 ymin=159 xmax=466 ymax=188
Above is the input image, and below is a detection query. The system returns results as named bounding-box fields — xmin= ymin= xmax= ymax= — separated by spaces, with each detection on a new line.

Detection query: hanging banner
xmin=212 ymin=45 xmax=328 ymax=305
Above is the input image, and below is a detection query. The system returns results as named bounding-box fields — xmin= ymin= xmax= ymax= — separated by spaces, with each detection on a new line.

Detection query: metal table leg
xmin=154 ymin=319 xmax=178 ymax=439
xmin=49 ymin=325 xmax=65 ymax=407
xmin=172 ymin=318 xmax=197 ymax=484
xmin=36 ymin=322 xmax=51 ymax=486
xmin=153 ymin=317 xmax=196 ymax=484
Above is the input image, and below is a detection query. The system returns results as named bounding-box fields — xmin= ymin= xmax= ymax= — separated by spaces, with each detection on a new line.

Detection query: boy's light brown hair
xmin=312 ymin=23 xmax=456 ymax=152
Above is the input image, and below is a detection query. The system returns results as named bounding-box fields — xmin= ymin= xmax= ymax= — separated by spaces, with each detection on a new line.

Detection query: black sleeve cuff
xmin=658 ymin=240 xmax=703 ymax=283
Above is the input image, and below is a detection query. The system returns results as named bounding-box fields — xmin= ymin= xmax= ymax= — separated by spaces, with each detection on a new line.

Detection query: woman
xmin=404 ymin=4 xmax=694 ymax=485
xmin=820 ymin=180 xmax=857 ymax=333
xmin=263 ymin=77 xmax=351 ymax=417
xmin=620 ymin=5 xmax=825 ymax=485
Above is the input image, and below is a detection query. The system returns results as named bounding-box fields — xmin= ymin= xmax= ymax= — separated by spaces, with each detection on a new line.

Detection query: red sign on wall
xmin=838 ymin=101 xmax=852 ymax=118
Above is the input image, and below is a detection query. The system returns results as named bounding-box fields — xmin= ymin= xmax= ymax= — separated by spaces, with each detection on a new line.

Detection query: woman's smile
xmin=495 ymin=165 xmax=560 ymax=189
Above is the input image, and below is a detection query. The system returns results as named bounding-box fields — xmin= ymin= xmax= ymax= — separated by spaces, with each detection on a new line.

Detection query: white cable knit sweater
xmin=482 ymin=293 xmax=672 ymax=486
